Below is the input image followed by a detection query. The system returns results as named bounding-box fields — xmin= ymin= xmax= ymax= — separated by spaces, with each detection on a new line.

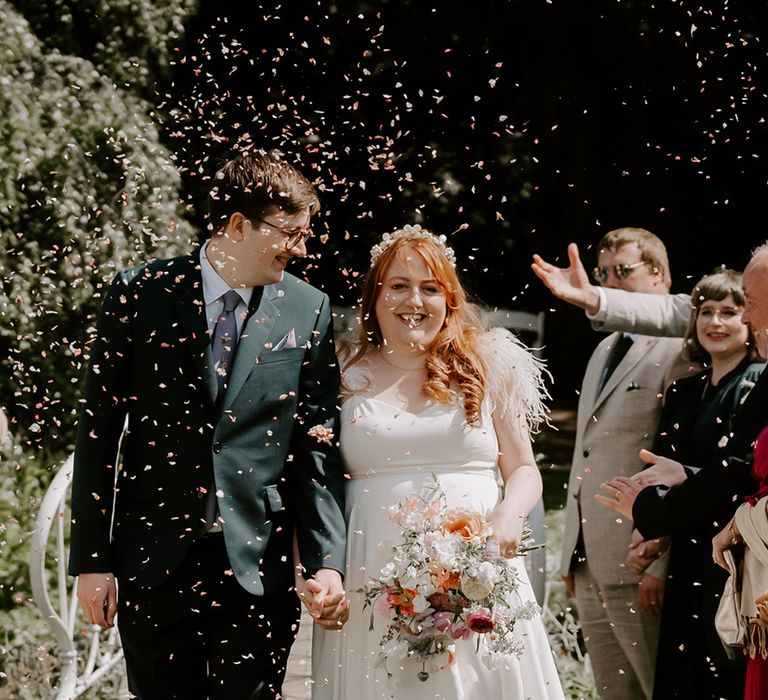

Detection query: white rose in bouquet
xmin=460 ymin=562 xmax=500 ymax=601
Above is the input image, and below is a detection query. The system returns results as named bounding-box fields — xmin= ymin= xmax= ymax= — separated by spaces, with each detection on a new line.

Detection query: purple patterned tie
xmin=211 ymin=289 xmax=241 ymax=397
xmin=201 ymin=290 xmax=240 ymax=535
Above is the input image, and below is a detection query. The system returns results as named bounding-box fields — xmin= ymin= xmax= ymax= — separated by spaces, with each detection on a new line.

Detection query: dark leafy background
xmin=0 ymin=2 xmax=766 ymax=672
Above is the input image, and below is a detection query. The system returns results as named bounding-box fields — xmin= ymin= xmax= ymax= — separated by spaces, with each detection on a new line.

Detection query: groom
xmin=68 ymin=151 xmax=348 ymax=699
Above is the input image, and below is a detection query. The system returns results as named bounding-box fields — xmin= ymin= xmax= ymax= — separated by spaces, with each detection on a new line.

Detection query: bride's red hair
xmin=344 ymin=235 xmax=487 ymax=426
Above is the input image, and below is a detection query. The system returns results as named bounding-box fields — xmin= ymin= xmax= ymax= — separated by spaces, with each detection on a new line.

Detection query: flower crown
xmin=369 ymin=224 xmax=457 ymax=268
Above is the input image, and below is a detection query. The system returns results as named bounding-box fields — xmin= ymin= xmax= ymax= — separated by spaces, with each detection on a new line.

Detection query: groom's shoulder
xmin=276 ymin=272 xmax=329 ymax=305
xmin=112 ymin=254 xmax=197 ymax=291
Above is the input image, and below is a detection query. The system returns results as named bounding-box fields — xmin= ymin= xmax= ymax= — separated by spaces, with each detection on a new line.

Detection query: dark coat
xmin=68 ymin=253 xmax=347 ymax=596
xmin=635 ymin=359 xmax=764 ymax=699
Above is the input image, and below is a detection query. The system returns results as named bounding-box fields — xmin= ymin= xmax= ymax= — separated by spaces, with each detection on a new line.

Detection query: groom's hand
xmin=302 ymin=568 xmax=349 ymax=631
xmin=76 ymin=572 xmax=117 ymax=629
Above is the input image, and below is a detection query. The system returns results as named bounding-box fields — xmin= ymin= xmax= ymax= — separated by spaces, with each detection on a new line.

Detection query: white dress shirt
xmin=199 ymin=241 xmax=253 ymax=339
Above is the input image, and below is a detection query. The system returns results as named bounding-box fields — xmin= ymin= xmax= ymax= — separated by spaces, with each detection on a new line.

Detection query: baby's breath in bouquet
xmin=360 ymin=478 xmax=541 ymax=681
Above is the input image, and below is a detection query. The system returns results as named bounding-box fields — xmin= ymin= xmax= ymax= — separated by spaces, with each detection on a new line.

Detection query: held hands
xmin=531 ymin=243 xmax=601 ymax=314
xmin=76 ymin=572 xmax=117 ymax=629
xmin=299 ymin=568 xmax=349 ymax=631
xmin=630 ymin=450 xmax=687 ymax=488
xmin=595 ymin=476 xmax=642 ymax=520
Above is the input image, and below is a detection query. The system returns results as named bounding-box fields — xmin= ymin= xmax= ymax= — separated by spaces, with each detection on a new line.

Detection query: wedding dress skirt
xmin=311 ymin=385 xmax=564 ymax=700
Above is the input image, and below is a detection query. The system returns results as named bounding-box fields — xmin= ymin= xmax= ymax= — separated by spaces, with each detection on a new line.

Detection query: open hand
xmin=630 ymin=450 xmax=687 ymax=488
xmin=531 ymin=243 xmax=601 ymax=314
xmin=595 ymin=476 xmax=642 ymax=520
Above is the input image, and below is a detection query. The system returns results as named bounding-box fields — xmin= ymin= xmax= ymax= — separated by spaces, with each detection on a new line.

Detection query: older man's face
xmin=742 ymin=253 xmax=768 ymax=359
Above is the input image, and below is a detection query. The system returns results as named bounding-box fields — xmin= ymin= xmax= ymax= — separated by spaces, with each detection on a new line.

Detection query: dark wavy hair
xmin=684 ymin=267 xmax=760 ymax=363
xmin=207 ymin=151 xmax=319 ymax=233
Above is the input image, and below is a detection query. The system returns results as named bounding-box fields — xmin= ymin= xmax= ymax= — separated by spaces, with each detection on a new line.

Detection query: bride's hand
xmin=487 ymin=504 xmax=524 ymax=558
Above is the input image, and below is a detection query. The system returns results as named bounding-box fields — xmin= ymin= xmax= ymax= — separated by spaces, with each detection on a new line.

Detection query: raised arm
xmin=531 ymin=243 xmax=601 ymax=314
xmin=532 ymin=242 xmax=691 ymax=336
xmin=592 ymin=288 xmax=691 ymax=336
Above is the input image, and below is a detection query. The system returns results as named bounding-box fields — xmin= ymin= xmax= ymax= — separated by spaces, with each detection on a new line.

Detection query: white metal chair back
xmin=480 ymin=308 xmax=546 ymax=356
xmin=29 ymin=454 xmax=124 ymax=699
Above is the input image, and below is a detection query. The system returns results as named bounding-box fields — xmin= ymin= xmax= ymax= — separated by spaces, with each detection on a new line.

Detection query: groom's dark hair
xmin=207 ymin=150 xmax=320 ymax=233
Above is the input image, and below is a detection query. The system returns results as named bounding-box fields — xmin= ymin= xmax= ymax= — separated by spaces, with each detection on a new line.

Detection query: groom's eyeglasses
xmin=253 ymin=217 xmax=314 ymax=251
xmin=592 ymin=261 xmax=649 ymax=285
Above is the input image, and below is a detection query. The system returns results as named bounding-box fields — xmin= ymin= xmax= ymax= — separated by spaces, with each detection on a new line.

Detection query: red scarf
xmin=747 ymin=425 xmax=768 ymax=506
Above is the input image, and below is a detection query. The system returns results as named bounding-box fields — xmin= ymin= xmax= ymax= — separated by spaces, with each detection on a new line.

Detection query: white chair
xmin=29 ymin=454 xmax=124 ymax=699
xmin=480 ymin=308 xmax=546 ymax=358
xmin=331 ymin=306 xmax=361 ymax=342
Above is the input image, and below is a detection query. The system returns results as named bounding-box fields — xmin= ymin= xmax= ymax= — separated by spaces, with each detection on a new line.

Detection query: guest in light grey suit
xmin=533 ymin=228 xmax=694 ymax=700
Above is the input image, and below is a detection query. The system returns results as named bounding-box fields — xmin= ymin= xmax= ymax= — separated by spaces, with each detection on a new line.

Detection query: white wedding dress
xmin=311 ymin=331 xmax=564 ymax=700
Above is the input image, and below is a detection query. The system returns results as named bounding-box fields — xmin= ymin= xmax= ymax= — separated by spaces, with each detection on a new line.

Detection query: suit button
xmin=197 ymin=487 xmax=205 ymax=499
xmin=213 ymin=441 xmax=222 ymax=454
xmin=582 ymin=449 xmax=589 ymax=458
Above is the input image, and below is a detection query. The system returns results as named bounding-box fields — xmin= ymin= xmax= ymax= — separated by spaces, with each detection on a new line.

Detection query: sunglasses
xmin=592 ymin=261 xmax=651 ymax=285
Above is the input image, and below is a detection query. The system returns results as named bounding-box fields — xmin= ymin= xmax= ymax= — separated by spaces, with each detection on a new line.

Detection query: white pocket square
xmin=272 ymin=329 xmax=297 ymax=351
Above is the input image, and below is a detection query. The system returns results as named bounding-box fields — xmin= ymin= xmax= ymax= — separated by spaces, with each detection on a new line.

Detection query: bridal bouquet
xmin=360 ymin=479 xmax=541 ymax=681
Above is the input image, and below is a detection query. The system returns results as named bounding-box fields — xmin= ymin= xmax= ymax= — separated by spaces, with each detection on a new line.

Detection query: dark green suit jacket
xmin=68 ymin=253 xmax=346 ymax=596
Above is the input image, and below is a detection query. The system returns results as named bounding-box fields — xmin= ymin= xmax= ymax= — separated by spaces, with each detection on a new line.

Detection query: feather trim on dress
xmin=477 ymin=327 xmax=550 ymax=433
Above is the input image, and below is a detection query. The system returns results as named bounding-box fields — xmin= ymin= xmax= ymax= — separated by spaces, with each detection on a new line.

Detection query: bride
xmin=309 ymin=225 xmax=564 ymax=699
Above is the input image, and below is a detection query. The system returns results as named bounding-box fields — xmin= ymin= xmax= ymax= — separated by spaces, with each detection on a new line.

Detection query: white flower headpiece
xmin=369 ymin=224 xmax=457 ymax=269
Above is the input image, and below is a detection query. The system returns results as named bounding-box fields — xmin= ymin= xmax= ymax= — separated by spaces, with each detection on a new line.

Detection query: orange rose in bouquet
xmin=441 ymin=508 xmax=493 ymax=541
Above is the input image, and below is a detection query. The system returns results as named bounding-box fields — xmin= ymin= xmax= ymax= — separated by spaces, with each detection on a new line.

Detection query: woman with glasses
xmin=599 ymin=268 xmax=764 ymax=700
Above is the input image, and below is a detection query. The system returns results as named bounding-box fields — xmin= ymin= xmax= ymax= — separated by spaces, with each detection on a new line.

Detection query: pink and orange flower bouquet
xmin=360 ymin=478 xmax=541 ymax=681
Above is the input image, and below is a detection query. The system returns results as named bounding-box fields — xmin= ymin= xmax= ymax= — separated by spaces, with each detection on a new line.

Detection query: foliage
xmin=0 ymin=0 xmax=193 ymax=460
xmin=0 ymin=603 xmax=124 ymax=698
xmin=7 ymin=0 xmax=197 ymax=96
xmin=544 ymin=508 xmax=598 ymax=699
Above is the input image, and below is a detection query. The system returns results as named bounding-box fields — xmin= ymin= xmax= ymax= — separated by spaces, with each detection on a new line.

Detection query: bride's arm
xmin=487 ymin=413 xmax=542 ymax=558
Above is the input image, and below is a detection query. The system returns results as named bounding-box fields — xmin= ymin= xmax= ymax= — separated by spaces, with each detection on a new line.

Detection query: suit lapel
xmin=223 ymin=283 xmax=281 ymax=409
xmin=592 ymin=336 xmax=656 ymax=412
xmin=170 ymin=255 xmax=218 ymax=404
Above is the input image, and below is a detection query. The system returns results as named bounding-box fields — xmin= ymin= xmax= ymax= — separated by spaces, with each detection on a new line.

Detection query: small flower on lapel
xmin=626 ymin=380 xmax=641 ymax=392
xmin=308 ymin=424 xmax=334 ymax=444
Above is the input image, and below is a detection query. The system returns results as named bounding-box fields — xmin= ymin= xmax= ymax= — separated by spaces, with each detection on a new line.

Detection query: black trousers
xmin=117 ymin=534 xmax=301 ymax=700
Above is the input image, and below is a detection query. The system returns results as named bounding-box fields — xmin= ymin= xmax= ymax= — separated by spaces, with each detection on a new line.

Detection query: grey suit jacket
xmin=591 ymin=289 xmax=691 ymax=336
xmin=560 ymin=332 xmax=695 ymax=586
